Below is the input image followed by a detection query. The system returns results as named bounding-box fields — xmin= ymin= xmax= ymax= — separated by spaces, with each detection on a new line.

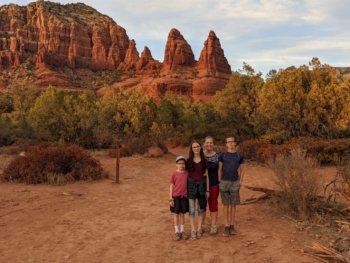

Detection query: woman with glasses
xmin=203 ymin=136 xmax=220 ymax=235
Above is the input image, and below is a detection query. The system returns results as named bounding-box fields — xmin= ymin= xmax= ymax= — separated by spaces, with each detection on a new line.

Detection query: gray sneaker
xmin=196 ymin=228 xmax=203 ymax=238
xmin=190 ymin=231 xmax=197 ymax=240
xmin=174 ymin=232 xmax=181 ymax=241
xmin=229 ymin=225 xmax=236 ymax=235
xmin=223 ymin=226 xmax=230 ymax=237
xmin=210 ymin=225 xmax=218 ymax=235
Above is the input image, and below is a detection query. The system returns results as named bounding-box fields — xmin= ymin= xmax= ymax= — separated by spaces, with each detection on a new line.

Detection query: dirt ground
xmin=0 ymin=148 xmax=339 ymax=263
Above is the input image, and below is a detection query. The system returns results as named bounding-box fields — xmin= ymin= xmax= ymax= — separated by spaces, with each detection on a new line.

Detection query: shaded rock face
xmin=162 ymin=28 xmax=196 ymax=71
xmin=0 ymin=2 xmax=129 ymax=70
xmin=197 ymin=31 xmax=231 ymax=77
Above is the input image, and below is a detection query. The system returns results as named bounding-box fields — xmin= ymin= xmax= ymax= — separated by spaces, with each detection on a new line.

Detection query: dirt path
xmin=0 ymin=150 xmax=326 ymax=263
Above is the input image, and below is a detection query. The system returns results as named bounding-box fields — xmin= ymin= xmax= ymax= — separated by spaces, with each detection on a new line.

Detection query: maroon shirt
xmin=189 ymin=161 xmax=205 ymax=182
xmin=170 ymin=171 xmax=188 ymax=197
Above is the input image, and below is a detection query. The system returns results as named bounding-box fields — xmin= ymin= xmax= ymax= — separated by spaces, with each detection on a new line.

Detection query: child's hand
xmin=169 ymin=199 xmax=174 ymax=207
xmin=205 ymin=191 xmax=210 ymax=199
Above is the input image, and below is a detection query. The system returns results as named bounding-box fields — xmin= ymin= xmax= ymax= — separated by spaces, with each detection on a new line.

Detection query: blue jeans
xmin=188 ymin=196 xmax=207 ymax=217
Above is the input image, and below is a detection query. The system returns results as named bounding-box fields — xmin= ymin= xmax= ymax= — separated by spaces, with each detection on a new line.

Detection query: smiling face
xmin=204 ymin=137 xmax=214 ymax=152
xmin=191 ymin=142 xmax=201 ymax=155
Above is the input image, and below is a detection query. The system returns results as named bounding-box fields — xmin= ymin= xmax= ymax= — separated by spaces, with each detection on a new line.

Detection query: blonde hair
xmin=204 ymin=136 xmax=214 ymax=143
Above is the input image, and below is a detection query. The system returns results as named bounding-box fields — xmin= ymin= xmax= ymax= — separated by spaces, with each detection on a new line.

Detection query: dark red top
xmin=189 ymin=161 xmax=205 ymax=182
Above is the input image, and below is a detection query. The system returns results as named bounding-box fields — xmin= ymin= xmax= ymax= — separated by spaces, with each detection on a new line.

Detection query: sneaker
xmin=174 ymin=232 xmax=181 ymax=241
xmin=229 ymin=225 xmax=236 ymax=235
xmin=223 ymin=226 xmax=230 ymax=237
xmin=196 ymin=228 xmax=203 ymax=238
xmin=190 ymin=231 xmax=197 ymax=240
xmin=180 ymin=232 xmax=187 ymax=240
xmin=210 ymin=225 xmax=218 ymax=235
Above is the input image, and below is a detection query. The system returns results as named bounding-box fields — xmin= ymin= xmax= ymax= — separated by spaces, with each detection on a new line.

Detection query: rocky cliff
xmin=0 ymin=1 xmax=232 ymax=101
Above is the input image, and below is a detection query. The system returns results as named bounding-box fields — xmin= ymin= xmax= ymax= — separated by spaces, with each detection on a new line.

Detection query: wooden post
xmin=116 ymin=139 xmax=120 ymax=184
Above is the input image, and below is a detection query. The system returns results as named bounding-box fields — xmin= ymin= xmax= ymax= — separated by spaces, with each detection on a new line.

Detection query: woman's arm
xmin=218 ymin=162 xmax=223 ymax=182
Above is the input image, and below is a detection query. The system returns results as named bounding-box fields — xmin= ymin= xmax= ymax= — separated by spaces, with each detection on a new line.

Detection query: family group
xmin=169 ymin=135 xmax=244 ymax=240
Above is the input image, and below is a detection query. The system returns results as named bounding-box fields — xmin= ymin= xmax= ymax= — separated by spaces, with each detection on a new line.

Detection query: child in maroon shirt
xmin=169 ymin=155 xmax=189 ymax=241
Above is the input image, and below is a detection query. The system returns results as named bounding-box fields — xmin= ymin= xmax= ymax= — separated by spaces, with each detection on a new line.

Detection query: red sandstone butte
xmin=197 ymin=30 xmax=231 ymax=77
xmin=162 ymin=28 xmax=196 ymax=72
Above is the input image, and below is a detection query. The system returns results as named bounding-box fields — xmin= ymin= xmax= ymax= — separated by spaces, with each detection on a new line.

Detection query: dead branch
xmin=241 ymin=193 xmax=269 ymax=205
xmin=303 ymin=242 xmax=350 ymax=263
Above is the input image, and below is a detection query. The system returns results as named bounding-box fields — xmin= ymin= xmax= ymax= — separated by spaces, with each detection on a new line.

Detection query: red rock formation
xmin=136 ymin=46 xmax=161 ymax=73
xmin=197 ymin=31 xmax=231 ymax=77
xmin=0 ymin=2 xmax=232 ymax=101
xmin=162 ymin=28 xmax=195 ymax=72
xmin=0 ymin=1 xmax=130 ymax=70
xmin=118 ymin=39 xmax=139 ymax=72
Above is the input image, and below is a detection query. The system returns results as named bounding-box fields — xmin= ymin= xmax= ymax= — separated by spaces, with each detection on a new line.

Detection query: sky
xmin=2 ymin=0 xmax=350 ymax=76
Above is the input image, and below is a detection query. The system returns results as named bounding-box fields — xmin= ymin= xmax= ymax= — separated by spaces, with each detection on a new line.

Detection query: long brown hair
xmin=187 ymin=140 xmax=207 ymax=172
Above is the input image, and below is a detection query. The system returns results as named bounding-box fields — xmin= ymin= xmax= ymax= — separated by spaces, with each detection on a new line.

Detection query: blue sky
xmin=2 ymin=0 xmax=350 ymax=75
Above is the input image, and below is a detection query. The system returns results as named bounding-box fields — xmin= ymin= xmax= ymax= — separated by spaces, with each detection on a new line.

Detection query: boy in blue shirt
xmin=218 ymin=136 xmax=245 ymax=236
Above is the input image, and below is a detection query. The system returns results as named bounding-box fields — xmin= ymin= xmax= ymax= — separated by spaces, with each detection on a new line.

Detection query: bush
xmin=241 ymin=138 xmax=350 ymax=165
xmin=269 ymin=147 xmax=320 ymax=219
xmin=337 ymin=158 xmax=350 ymax=199
xmin=109 ymin=136 xmax=168 ymax=157
xmin=240 ymin=140 xmax=293 ymax=163
xmin=2 ymin=143 xmax=106 ymax=184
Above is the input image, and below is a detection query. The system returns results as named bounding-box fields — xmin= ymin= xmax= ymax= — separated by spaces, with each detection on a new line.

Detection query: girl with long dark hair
xmin=187 ymin=140 xmax=209 ymax=240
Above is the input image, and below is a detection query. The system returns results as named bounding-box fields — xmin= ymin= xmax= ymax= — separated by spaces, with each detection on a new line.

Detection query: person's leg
xmin=224 ymin=205 xmax=229 ymax=226
xmin=210 ymin=185 xmax=219 ymax=228
xmin=179 ymin=213 xmax=185 ymax=236
xmin=188 ymin=198 xmax=196 ymax=239
xmin=197 ymin=194 xmax=207 ymax=234
xmin=174 ymin=213 xmax=180 ymax=232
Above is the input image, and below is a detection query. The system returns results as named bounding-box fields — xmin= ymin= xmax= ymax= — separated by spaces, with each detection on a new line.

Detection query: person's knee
xmin=188 ymin=199 xmax=196 ymax=217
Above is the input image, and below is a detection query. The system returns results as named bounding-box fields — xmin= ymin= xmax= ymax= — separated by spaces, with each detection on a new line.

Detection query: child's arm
xmin=169 ymin=184 xmax=174 ymax=206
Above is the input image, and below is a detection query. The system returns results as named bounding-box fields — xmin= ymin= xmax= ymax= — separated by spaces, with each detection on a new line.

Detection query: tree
xmin=212 ymin=63 xmax=264 ymax=138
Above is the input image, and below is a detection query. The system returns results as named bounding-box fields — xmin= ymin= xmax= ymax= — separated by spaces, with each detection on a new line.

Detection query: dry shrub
xmin=241 ymin=138 xmax=350 ymax=165
xmin=337 ymin=158 xmax=350 ymax=200
xmin=269 ymin=147 xmax=320 ymax=219
xmin=290 ymin=137 xmax=350 ymax=165
xmin=240 ymin=140 xmax=293 ymax=163
xmin=145 ymin=146 xmax=164 ymax=157
xmin=2 ymin=143 xmax=106 ymax=184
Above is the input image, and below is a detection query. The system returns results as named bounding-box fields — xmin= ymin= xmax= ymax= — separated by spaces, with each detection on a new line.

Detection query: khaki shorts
xmin=219 ymin=180 xmax=240 ymax=205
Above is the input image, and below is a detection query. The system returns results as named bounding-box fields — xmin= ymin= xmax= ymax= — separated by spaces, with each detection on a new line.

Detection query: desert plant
xmin=269 ymin=147 xmax=320 ymax=219
xmin=336 ymin=158 xmax=350 ymax=200
xmin=2 ymin=143 xmax=106 ymax=184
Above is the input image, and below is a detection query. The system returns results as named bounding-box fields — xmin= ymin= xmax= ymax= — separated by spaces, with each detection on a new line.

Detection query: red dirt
xmin=0 ymin=148 xmax=333 ymax=262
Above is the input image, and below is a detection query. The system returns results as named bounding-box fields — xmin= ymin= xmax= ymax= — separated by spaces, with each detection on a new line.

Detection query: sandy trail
xmin=0 ymin=149 xmax=328 ymax=262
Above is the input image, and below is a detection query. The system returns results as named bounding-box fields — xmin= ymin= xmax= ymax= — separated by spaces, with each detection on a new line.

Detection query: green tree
xmin=212 ymin=63 xmax=264 ymax=138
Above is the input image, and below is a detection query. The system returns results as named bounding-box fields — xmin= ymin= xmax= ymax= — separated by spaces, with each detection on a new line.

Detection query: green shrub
xmin=2 ymin=143 xmax=106 ymax=184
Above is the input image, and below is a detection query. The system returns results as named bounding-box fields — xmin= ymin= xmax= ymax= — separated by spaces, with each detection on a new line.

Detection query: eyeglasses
xmin=192 ymin=146 xmax=201 ymax=149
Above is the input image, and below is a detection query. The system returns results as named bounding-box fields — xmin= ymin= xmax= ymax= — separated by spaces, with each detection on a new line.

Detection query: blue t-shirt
xmin=219 ymin=152 xmax=244 ymax=181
